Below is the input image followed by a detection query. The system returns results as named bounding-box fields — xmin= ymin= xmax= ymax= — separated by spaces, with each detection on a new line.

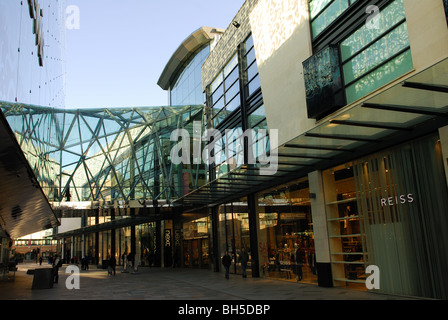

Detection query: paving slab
xmin=0 ymin=262 xmax=417 ymax=301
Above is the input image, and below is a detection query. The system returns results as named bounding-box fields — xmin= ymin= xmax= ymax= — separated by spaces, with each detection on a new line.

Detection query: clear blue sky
xmin=65 ymin=0 xmax=245 ymax=109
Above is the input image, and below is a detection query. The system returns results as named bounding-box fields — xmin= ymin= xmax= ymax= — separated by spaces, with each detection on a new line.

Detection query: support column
xmin=94 ymin=209 xmax=99 ymax=265
xmin=71 ymin=236 xmax=74 ymax=262
xmin=438 ymin=125 xmax=448 ymax=189
xmin=211 ymin=206 xmax=220 ymax=272
xmin=308 ymin=170 xmax=333 ymax=287
xmin=111 ymin=208 xmax=116 ymax=260
xmin=248 ymin=193 xmax=260 ymax=278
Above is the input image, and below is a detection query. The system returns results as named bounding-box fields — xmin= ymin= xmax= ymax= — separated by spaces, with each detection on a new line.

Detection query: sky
xmin=65 ymin=0 xmax=246 ymax=109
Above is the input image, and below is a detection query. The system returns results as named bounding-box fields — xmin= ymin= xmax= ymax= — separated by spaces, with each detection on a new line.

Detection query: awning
xmin=174 ymin=57 xmax=448 ymax=208
xmin=0 ymin=109 xmax=59 ymax=239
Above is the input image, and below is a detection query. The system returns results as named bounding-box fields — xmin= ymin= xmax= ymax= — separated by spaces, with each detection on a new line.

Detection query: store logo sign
xmin=165 ymin=229 xmax=172 ymax=247
xmin=27 ymin=0 xmax=45 ymax=67
xmin=381 ymin=194 xmax=414 ymax=207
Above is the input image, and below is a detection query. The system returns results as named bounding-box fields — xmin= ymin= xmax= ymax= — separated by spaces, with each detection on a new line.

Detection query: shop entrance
xmin=325 ymin=134 xmax=448 ymax=299
xmin=183 ymin=238 xmax=209 ymax=268
xmin=218 ymin=198 xmax=252 ymax=277
xmin=257 ymin=178 xmax=318 ymax=284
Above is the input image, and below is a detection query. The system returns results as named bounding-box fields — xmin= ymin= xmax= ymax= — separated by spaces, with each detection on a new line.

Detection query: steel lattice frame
xmin=0 ymin=101 xmax=207 ymax=205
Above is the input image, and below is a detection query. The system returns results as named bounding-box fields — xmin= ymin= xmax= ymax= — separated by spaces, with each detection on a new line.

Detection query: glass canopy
xmin=0 ymin=103 xmax=206 ymax=207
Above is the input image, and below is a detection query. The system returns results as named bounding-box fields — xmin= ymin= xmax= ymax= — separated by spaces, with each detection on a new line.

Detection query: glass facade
xmin=210 ymin=53 xmax=241 ymax=127
xmin=0 ymin=0 xmax=66 ymax=108
xmin=206 ymin=34 xmax=267 ymax=180
xmin=341 ymin=0 xmax=413 ymax=103
xmin=306 ymin=0 xmax=414 ymax=115
xmin=309 ymin=0 xmax=356 ymax=39
xmin=170 ymin=45 xmax=210 ymax=106
xmin=257 ymin=178 xmax=317 ymax=284
xmin=218 ymin=198 xmax=251 ymax=276
xmin=182 ymin=216 xmax=210 ymax=268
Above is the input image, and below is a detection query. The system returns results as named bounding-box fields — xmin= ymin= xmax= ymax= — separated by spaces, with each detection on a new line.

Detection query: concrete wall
xmin=404 ymin=0 xmax=448 ymax=73
xmin=249 ymin=0 xmax=315 ymax=147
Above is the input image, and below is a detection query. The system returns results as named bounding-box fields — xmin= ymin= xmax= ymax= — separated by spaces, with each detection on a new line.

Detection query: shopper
xmin=222 ymin=251 xmax=232 ymax=280
xmin=108 ymin=256 xmax=116 ymax=276
xmin=52 ymin=255 xmax=62 ymax=284
xmin=238 ymin=248 xmax=249 ymax=278
xmin=295 ymin=247 xmax=303 ymax=282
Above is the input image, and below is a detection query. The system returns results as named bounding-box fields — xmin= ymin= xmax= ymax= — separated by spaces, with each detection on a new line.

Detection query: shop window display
xmin=182 ymin=217 xmax=210 ymax=269
xmin=323 ymin=164 xmax=366 ymax=290
xmin=218 ymin=199 xmax=251 ymax=276
xmin=323 ymin=134 xmax=448 ymax=298
xmin=257 ymin=178 xmax=318 ymax=284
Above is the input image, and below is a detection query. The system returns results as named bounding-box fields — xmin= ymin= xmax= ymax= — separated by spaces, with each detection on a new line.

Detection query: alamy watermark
xmin=366 ymin=265 xmax=380 ymax=290
xmin=65 ymin=5 xmax=81 ymax=30
xmin=170 ymin=122 xmax=278 ymax=176
xmin=366 ymin=5 xmax=381 ymax=30
xmin=65 ymin=265 xmax=80 ymax=290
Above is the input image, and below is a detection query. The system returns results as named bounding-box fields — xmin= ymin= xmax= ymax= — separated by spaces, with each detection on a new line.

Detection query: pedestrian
xmin=222 ymin=251 xmax=232 ymax=280
xmin=108 ymin=256 xmax=116 ymax=276
xmin=238 ymin=248 xmax=249 ymax=278
xmin=295 ymin=247 xmax=303 ymax=282
xmin=39 ymin=256 xmax=43 ymax=265
xmin=52 ymin=255 xmax=62 ymax=284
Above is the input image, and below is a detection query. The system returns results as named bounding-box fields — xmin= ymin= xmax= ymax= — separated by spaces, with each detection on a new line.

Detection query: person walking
xmin=52 ymin=255 xmax=62 ymax=284
xmin=295 ymin=247 xmax=303 ymax=282
xmin=108 ymin=256 xmax=116 ymax=276
xmin=222 ymin=251 xmax=232 ymax=280
xmin=238 ymin=248 xmax=249 ymax=278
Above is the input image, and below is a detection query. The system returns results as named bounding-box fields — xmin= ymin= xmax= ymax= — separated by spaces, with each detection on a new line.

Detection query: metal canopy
xmin=174 ymin=57 xmax=448 ymax=208
xmin=0 ymin=110 xmax=59 ymax=239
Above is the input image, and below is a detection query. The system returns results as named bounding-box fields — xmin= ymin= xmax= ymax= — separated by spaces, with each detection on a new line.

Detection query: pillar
xmin=438 ymin=125 xmax=448 ymax=189
xmin=248 ymin=193 xmax=260 ymax=278
xmin=308 ymin=170 xmax=333 ymax=287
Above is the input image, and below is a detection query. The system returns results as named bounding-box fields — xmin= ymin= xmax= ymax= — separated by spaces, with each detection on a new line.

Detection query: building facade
xmin=1 ymin=0 xmax=66 ymax=272
xmin=174 ymin=0 xmax=448 ymax=299
xmin=1 ymin=0 xmax=448 ymax=300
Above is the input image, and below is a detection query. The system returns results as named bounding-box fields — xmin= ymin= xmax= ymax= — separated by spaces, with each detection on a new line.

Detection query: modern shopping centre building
xmin=1 ymin=0 xmax=448 ymax=299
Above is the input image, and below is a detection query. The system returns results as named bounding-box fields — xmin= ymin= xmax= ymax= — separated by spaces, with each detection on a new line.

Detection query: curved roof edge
xmin=157 ymin=26 xmax=224 ymax=90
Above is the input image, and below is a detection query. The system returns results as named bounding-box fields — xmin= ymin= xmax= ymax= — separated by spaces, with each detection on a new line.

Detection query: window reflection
xmin=257 ymin=178 xmax=318 ymax=284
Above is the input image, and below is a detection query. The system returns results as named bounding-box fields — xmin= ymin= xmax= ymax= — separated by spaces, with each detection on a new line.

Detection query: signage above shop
xmin=27 ymin=0 xmax=45 ymax=67
xmin=381 ymin=194 xmax=414 ymax=207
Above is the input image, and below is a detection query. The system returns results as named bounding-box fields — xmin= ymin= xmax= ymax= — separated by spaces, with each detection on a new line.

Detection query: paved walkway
xmin=0 ymin=262 xmax=416 ymax=301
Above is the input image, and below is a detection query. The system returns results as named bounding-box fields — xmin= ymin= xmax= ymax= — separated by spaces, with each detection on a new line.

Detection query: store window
xmin=182 ymin=216 xmax=210 ymax=269
xmin=353 ymin=134 xmax=448 ymax=299
xmin=323 ymin=163 xmax=366 ymax=289
xmin=136 ymin=223 xmax=156 ymax=267
xmin=257 ymin=178 xmax=317 ymax=284
xmin=218 ymin=198 xmax=251 ymax=276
